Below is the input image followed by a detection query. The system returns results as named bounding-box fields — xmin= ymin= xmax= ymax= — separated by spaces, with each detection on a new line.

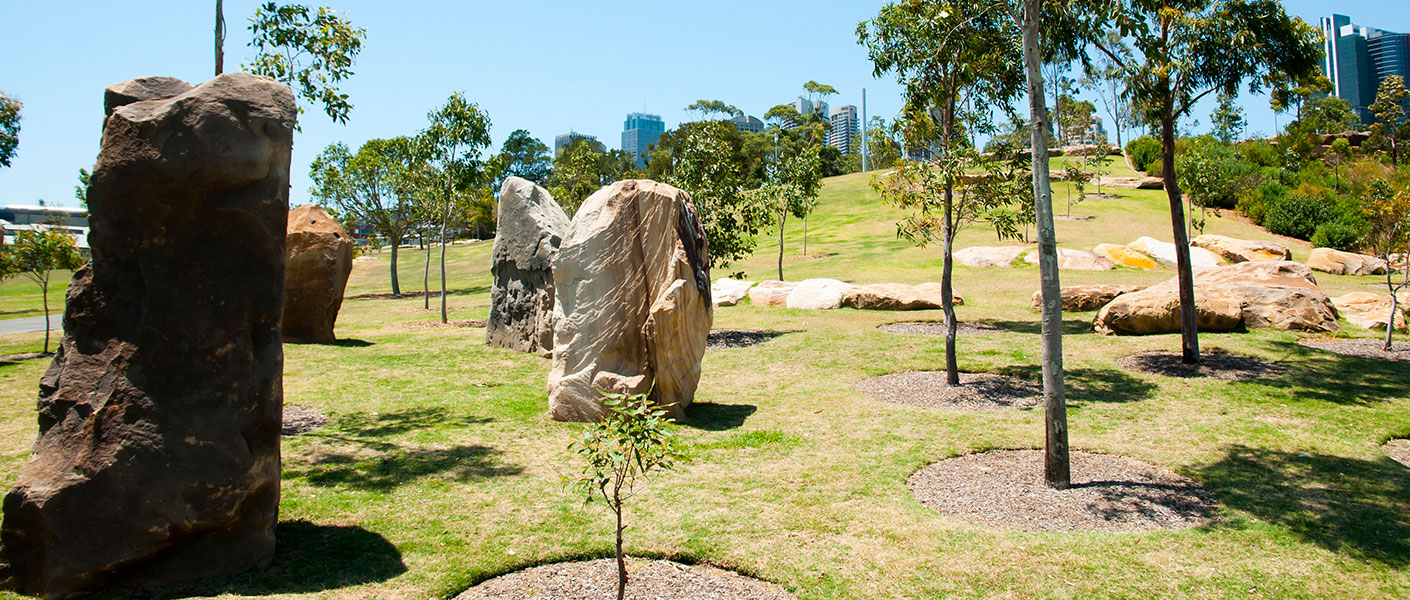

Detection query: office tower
xmin=1321 ymin=14 xmax=1410 ymax=124
xmin=828 ymin=105 xmax=859 ymax=154
xmin=554 ymin=131 xmax=600 ymax=155
xmin=621 ymin=113 xmax=665 ymax=168
xmin=729 ymin=114 xmax=764 ymax=134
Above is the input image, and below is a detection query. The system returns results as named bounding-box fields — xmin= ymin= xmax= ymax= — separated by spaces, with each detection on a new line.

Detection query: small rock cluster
xmin=725 ymin=279 xmax=963 ymax=311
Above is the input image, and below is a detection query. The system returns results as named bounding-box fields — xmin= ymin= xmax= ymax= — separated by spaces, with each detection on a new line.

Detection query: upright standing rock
xmin=487 ymin=177 xmax=570 ymax=355
xmin=284 ymin=204 xmax=354 ymax=343
xmin=1 ymin=74 xmax=295 ymax=598
xmin=547 ymin=180 xmax=711 ymax=422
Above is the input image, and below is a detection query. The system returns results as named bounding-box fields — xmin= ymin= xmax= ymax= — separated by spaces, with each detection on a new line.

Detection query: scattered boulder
xmin=486 ymin=177 xmax=571 ymax=356
xmin=954 ymin=245 xmax=1032 ymax=268
xmin=1032 ymin=284 xmax=1146 ymax=312
xmin=1191 ymin=234 xmax=1291 ymax=263
xmin=1093 ymin=243 xmax=1159 ymax=270
xmin=1127 ymin=236 xmax=1226 ymax=270
xmin=1306 ymin=247 xmax=1388 ymax=276
xmin=748 ymin=280 xmax=797 ymax=306
xmin=1332 ymin=292 xmax=1407 ymax=332
xmin=1023 ymin=247 xmax=1115 ymax=271
xmin=1094 ymin=261 xmax=1338 ymax=335
xmin=785 ymin=278 xmax=853 ymax=310
xmin=712 ymin=278 xmax=754 ymax=307
xmin=547 ymin=180 xmax=711 ymax=422
xmin=841 ymin=283 xmax=964 ymax=311
xmin=283 ymin=204 xmax=353 ymax=344
xmin=1 ymin=74 xmax=295 ymax=598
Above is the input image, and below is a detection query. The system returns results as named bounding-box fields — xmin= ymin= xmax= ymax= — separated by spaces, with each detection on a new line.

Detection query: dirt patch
xmin=1117 ymin=349 xmax=1286 ymax=380
xmin=878 ymin=321 xmax=1008 ymax=336
xmin=395 ymin=319 xmax=487 ymax=330
xmin=0 ymin=352 xmax=52 ymax=363
xmin=857 ymin=371 xmax=1040 ymax=410
xmin=785 ymin=253 xmax=835 ymax=261
xmin=455 ymin=558 xmax=795 ymax=600
xmin=909 ymin=449 xmax=1216 ymax=532
xmin=1299 ymin=339 xmax=1410 ymax=364
xmin=282 ymin=405 xmax=328 ymax=436
xmin=1385 ymin=439 xmax=1410 ymax=468
xmin=390 ymin=306 xmax=465 ymax=314
xmin=707 ymin=330 xmax=783 ymax=350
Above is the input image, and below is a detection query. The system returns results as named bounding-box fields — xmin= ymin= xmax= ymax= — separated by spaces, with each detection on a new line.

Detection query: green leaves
xmin=3 ymin=228 xmax=82 ymax=284
xmin=245 ymin=2 xmax=366 ymax=125
xmin=567 ymin=387 xmax=681 ymax=506
xmin=0 ymin=91 xmax=20 ymax=169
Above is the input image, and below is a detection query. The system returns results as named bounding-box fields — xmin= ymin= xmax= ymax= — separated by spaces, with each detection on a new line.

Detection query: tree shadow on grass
xmin=996 ymin=365 xmax=1158 ymax=404
xmin=1192 ymin=445 xmax=1410 ymax=567
xmin=345 ymin=284 xmax=489 ymax=301
xmin=1252 ymin=340 xmax=1410 ymax=406
xmin=972 ymin=317 xmax=1093 ymax=336
xmin=330 ymin=407 xmax=493 ymax=439
xmin=330 ymin=338 xmax=374 ymax=348
xmin=681 ymin=402 xmax=757 ymax=431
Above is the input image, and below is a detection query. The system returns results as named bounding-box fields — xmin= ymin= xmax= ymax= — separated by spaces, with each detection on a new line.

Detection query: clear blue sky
xmin=0 ymin=1 xmax=1405 ymax=209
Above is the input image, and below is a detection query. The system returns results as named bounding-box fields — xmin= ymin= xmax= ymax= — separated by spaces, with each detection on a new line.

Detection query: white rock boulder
xmin=785 ymin=278 xmax=853 ymax=310
xmin=954 ymin=245 xmax=1032 ymax=268
xmin=711 ymin=278 xmax=755 ymax=307
xmin=1127 ymin=236 xmax=1226 ymax=271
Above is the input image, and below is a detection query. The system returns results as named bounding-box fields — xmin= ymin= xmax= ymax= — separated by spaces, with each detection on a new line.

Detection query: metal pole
xmin=861 ymin=88 xmax=869 ymax=171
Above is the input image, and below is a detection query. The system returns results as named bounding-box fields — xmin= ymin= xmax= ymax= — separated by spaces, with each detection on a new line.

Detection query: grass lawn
xmin=0 ymin=170 xmax=1408 ymax=599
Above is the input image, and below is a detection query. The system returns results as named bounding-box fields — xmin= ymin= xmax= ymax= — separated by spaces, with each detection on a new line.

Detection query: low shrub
xmin=1126 ymin=136 xmax=1162 ymax=173
xmin=1311 ymin=219 xmax=1365 ymax=251
xmin=1263 ymin=193 xmax=1337 ymax=240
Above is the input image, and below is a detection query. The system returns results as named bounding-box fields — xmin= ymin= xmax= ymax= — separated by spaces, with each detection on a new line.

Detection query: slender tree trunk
xmin=423 ymin=231 xmax=430 ymax=309
xmin=614 ymin=490 xmax=627 ymax=600
xmin=777 ymin=211 xmax=787 ymax=281
xmin=1161 ymin=109 xmax=1200 ymax=364
xmin=390 ymin=242 xmax=401 ymax=295
xmin=440 ymin=194 xmax=451 ymax=324
xmin=41 ymin=279 xmax=50 ymax=354
xmin=803 ymin=214 xmax=809 ymax=256
xmin=214 ymin=0 xmax=225 ymax=76
xmin=1022 ymin=0 xmax=1069 ymax=490
xmin=1387 ymin=289 xmax=1399 ymax=352
xmin=942 ymin=198 xmax=958 ymax=386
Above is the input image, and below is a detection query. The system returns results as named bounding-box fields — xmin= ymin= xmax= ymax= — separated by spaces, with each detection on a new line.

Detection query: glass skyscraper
xmin=1322 ymin=14 xmax=1410 ymax=124
xmin=621 ymin=113 xmax=665 ymax=168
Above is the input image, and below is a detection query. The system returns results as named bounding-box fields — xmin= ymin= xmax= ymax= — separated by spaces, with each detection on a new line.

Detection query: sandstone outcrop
xmin=711 ymin=278 xmax=754 ymax=307
xmin=1102 ymin=176 xmax=1165 ymax=189
xmin=1332 ymin=292 xmax=1407 ymax=331
xmin=1093 ymin=243 xmax=1158 ymax=270
xmin=785 ymin=278 xmax=853 ymax=310
xmin=840 ymin=283 xmax=963 ymax=311
xmin=747 ymin=280 xmax=798 ymax=306
xmin=1127 ymin=236 xmax=1226 ymax=270
xmin=1191 ymin=234 xmax=1291 ymax=263
xmin=1032 ymin=284 xmax=1146 ymax=312
xmin=1306 ymin=247 xmax=1388 ymax=276
xmin=283 ymin=204 xmax=353 ymax=343
xmin=1 ymin=74 xmax=295 ymax=598
xmin=1023 ymin=247 xmax=1115 ymax=271
xmin=547 ymin=180 xmax=710 ymax=422
xmin=954 ymin=245 xmax=1031 ymax=268
xmin=1094 ymin=261 xmax=1338 ymax=335
xmin=487 ymin=178 xmax=571 ymax=355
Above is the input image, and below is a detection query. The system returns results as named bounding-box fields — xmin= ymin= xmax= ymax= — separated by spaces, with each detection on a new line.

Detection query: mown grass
xmin=0 ymin=170 xmax=1407 ymax=599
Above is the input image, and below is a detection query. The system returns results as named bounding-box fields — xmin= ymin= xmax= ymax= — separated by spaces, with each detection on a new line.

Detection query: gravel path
xmin=707 ymin=330 xmax=782 ymax=350
xmin=455 ymin=558 xmax=795 ymax=600
xmin=857 ymin=371 xmax=1040 ymax=410
xmin=909 ymin=449 xmax=1216 ymax=532
xmin=1385 ymin=439 xmax=1410 ymax=468
xmin=1117 ymin=350 xmax=1286 ymax=380
xmin=878 ymin=321 xmax=1008 ymax=336
xmin=1299 ymin=339 xmax=1410 ymax=364
xmin=282 ymin=404 xmax=328 ymax=436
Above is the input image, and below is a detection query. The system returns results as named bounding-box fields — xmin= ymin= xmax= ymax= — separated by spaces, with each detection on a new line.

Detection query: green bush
xmin=1126 ymin=136 xmax=1162 ymax=173
xmin=1310 ymin=219 xmax=1365 ymax=251
xmin=1263 ymin=193 xmax=1337 ymax=240
xmin=1177 ymin=137 xmax=1254 ymax=210
xmin=1237 ymin=182 xmax=1286 ymax=227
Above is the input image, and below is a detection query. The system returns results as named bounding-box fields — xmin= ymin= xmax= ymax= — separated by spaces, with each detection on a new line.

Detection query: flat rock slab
xmin=909 ymin=449 xmax=1216 ymax=532
xmin=1332 ymin=292 xmax=1407 ymax=331
xmin=1384 ymin=439 xmax=1410 ymax=469
xmin=954 ymin=245 xmax=1032 ymax=268
xmin=1117 ymin=350 xmax=1287 ymax=380
xmin=747 ymin=280 xmax=797 ymax=307
xmin=711 ymin=278 xmax=755 ymax=307
xmin=1022 ymin=247 xmax=1114 ymax=271
xmin=784 ymin=278 xmax=852 ymax=310
xmin=1093 ymin=243 xmax=1158 ymax=270
xmin=1299 ymin=339 xmax=1410 ymax=364
xmin=1127 ymin=236 xmax=1226 ymax=271
xmin=455 ymin=558 xmax=795 ymax=600
xmin=1307 ymin=247 xmax=1388 ymax=276
xmin=857 ymin=371 xmax=1040 ymax=410
xmin=1191 ymin=234 xmax=1291 ymax=263
xmin=840 ymin=282 xmax=962 ymax=311
xmin=706 ymin=329 xmax=783 ymax=350
xmin=281 ymin=405 xmax=328 ymax=436
xmin=878 ymin=321 xmax=1009 ymax=336
xmin=1033 ymin=284 xmax=1146 ymax=312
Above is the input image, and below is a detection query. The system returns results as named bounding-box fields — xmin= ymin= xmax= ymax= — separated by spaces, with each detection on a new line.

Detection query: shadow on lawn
xmin=1254 ymin=340 xmax=1410 ymax=405
xmin=996 ymin=365 xmax=1157 ymax=404
xmin=682 ymin=402 xmax=757 ymax=431
xmin=1193 ymin=445 xmax=1410 ymax=566
xmin=344 ymin=284 xmax=490 ymax=301
xmin=973 ymin=317 xmax=1093 ymax=336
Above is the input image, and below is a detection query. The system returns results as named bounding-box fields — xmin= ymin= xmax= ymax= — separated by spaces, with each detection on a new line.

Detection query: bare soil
xmin=785 ymin=253 xmax=835 ymax=261
xmin=455 ymin=558 xmax=795 ymax=600
xmin=878 ymin=321 xmax=1008 ymax=336
xmin=1117 ymin=350 xmax=1287 ymax=380
xmin=707 ymin=329 xmax=783 ymax=350
xmin=1299 ymin=339 xmax=1410 ymax=364
xmin=282 ymin=404 xmax=328 ymax=436
xmin=857 ymin=371 xmax=1040 ymax=410
xmin=909 ymin=449 xmax=1216 ymax=532
xmin=1384 ymin=439 xmax=1410 ymax=468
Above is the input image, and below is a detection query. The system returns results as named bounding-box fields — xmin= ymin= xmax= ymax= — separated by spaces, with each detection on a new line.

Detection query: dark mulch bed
xmin=455 ymin=558 xmax=795 ymax=600
xmin=878 ymin=321 xmax=1008 ymax=336
xmin=282 ymin=405 xmax=328 ymax=436
xmin=1299 ymin=339 xmax=1410 ymax=364
xmin=395 ymin=319 xmax=487 ymax=330
xmin=909 ymin=449 xmax=1216 ymax=532
xmin=857 ymin=371 xmax=1041 ymax=410
xmin=707 ymin=329 xmax=783 ymax=350
xmin=1385 ymin=439 xmax=1410 ymax=468
xmin=1117 ymin=349 xmax=1286 ymax=380
xmin=0 ymin=352 xmax=52 ymax=363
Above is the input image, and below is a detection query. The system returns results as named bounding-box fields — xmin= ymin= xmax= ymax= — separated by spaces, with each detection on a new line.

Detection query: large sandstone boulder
xmin=1032 ymin=284 xmax=1146 ymax=312
xmin=1332 ymin=292 xmax=1407 ymax=331
xmin=711 ymin=278 xmax=754 ymax=307
xmin=1 ymin=74 xmax=295 ymax=598
xmin=1191 ymin=234 xmax=1291 ymax=263
xmin=1127 ymin=236 xmax=1226 ymax=270
xmin=1094 ymin=261 xmax=1338 ymax=335
xmin=283 ymin=204 xmax=353 ymax=343
xmin=1093 ymin=243 xmax=1158 ymax=270
xmin=785 ymin=278 xmax=853 ymax=310
xmin=1102 ymin=176 xmax=1165 ymax=189
xmin=1023 ymin=247 xmax=1115 ymax=271
xmin=747 ymin=280 xmax=797 ymax=306
xmin=547 ymin=180 xmax=710 ymax=422
xmin=486 ymin=178 xmax=570 ymax=355
xmin=954 ymin=245 xmax=1031 ymax=268
xmin=1306 ymin=247 xmax=1388 ymax=275
xmin=841 ymin=283 xmax=963 ymax=311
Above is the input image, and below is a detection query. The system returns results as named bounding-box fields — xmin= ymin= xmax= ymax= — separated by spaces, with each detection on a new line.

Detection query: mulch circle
xmin=0 ymin=352 xmax=52 ymax=363
xmin=707 ymin=329 xmax=782 ymax=350
xmin=857 ymin=371 xmax=1040 ymax=410
xmin=396 ymin=319 xmax=487 ymax=330
xmin=455 ymin=558 xmax=795 ymax=600
xmin=1384 ymin=439 xmax=1410 ymax=468
xmin=282 ymin=404 xmax=328 ymax=436
xmin=1117 ymin=349 xmax=1286 ymax=380
xmin=878 ymin=321 xmax=1009 ymax=336
xmin=1299 ymin=339 xmax=1410 ymax=364
xmin=909 ymin=449 xmax=1216 ymax=532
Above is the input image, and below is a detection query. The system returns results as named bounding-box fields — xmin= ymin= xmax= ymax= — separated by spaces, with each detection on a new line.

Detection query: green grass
xmin=0 ymin=171 xmax=1407 ymax=599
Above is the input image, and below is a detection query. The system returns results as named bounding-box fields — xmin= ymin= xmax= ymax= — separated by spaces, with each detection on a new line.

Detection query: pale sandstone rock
xmin=1306 ymin=248 xmax=1388 ymax=276
xmin=840 ymin=283 xmax=963 ymax=311
xmin=953 ymin=245 xmax=1032 ymax=268
xmin=785 ymin=278 xmax=853 ymax=310
xmin=1093 ymin=243 xmax=1159 ymax=270
xmin=1032 ymin=284 xmax=1146 ymax=312
xmin=1094 ymin=261 xmax=1338 ymax=335
xmin=283 ymin=204 xmax=353 ymax=344
xmin=1127 ymin=236 xmax=1226 ymax=270
xmin=1102 ymin=176 xmax=1165 ymax=189
xmin=1191 ymin=234 xmax=1291 ymax=263
xmin=1332 ymin=292 xmax=1407 ymax=332
xmin=748 ymin=280 xmax=797 ymax=306
xmin=486 ymin=178 xmax=570 ymax=355
xmin=711 ymin=278 xmax=755 ymax=307
xmin=1023 ymin=247 xmax=1115 ymax=271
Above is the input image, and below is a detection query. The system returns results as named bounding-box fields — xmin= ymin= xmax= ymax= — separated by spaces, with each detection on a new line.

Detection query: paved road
xmin=0 ymin=314 xmax=63 ymax=335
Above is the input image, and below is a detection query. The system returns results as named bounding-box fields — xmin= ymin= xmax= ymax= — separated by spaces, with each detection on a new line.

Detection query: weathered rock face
xmin=1332 ymin=292 xmax=1407 ymax=331
xmin=1032 ymin=284 xmax=1146 ymax=312
xmin=1 ymin=74 xmax=295 ymax=598
xmin=1306 ymin=247 xmax=1388 ymax=276
xmin=711 ymin=278 xmax=754 ymax=307
xmin=487 ymin=178 xmax=571 ymax=355
xmin=1191 ymin=234 xmax=1292 ymax=263
xmin=283 ymin=204 xmax=353 ymax=344
xmin=785 ymin=278 xmax=853 ymax=309
xmin=1023 ymin=247 xmax=1115 ymax=271
xmin=953 ymin=245 xmax=1032 ymax=268
xmin=747 ymin=280 xmax=798 ymax=306
xmin=841 ymin=283 xmax=963 ymax=311
xmin=1093 ymin=243 xmax=1158 ymax=270
xmin=1127 ymin=236 xmax=1226 ymax=270
xmin=547 ymin=180 xmax=711 ymax=422
xmin=1094 ymin=261 xmax=1338 ymax=335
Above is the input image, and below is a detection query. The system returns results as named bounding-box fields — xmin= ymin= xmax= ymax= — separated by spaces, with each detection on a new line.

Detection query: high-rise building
xmin=1083 ymin=114 xmax=1109 ymax=145
xmin=783 ymin=96 xmax=829 ymax=130
xmin=621 ymin=113 xmax=665 ymax=168
xmin=828 ymin=105 xmax=859 ymax=154
xmin=1321 ymin=14 xmax=1410 ymax=124
xmin=729 ymin=114 xmax=764 ymax=134
xmin=554 ymin=131 xmax=600 ymax=155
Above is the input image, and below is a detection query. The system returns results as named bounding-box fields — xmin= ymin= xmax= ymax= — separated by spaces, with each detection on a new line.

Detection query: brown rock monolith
xmin=284 ymin=204 xmax=353 ymax=343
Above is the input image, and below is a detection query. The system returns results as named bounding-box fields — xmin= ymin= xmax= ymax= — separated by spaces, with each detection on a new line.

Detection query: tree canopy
xmin=0 ymin=92 xmax=20 ymax=169
xmin=245 ymin=2 xmax=366 ymax=124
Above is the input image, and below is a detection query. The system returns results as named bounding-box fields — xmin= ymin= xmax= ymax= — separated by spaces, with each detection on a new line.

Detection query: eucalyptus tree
xmin=242 ymin=2 xmax=366 ymax=124
xmin=1087 ymin=0 xmax=1322 ymax=364
xmin=310 ymin=137 xmax=422 ymax=294
xmin=492 ymin=129 xmax=552 ymax=188
xmin=0 ymin=92 xmax=20 ymax=168
xmin=755 ymin=146 xmax=823 ymax=280
xmin=1210 ymin=92 xmax=1246 ymax=142
xmin=1080 ymin=30 xmax=1135 ymax=147
xmin=420 ymin=92 xmax=492 ymax=323
xmin=667 ymin=120 xmax=772 ymax=269
xmin=1369 ymin=75 xmax=1409 ymax=167
xmin=685 ymin=99 xmax=742 ymax=121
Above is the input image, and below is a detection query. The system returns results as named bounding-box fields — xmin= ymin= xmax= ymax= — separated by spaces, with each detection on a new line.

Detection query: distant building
xmin=0 ymin=205 xmax=89 ymax=249
xmin=1077 ymin=114 xmax=1108 ymax=145
xmin=730 ymin=114 xmax=764 ymax=134
xmin=554 ymin=131 xmax=600 ymax=155
xmin=621 ymin=112 xmax=665 ymax=168
xmin=1321 ymin=14 xmax=1410 ymax=124
xmin=783 ymin=96 xmax=829 ymax=130
xmin=828 ymin=105 xmax=859 ymax=154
